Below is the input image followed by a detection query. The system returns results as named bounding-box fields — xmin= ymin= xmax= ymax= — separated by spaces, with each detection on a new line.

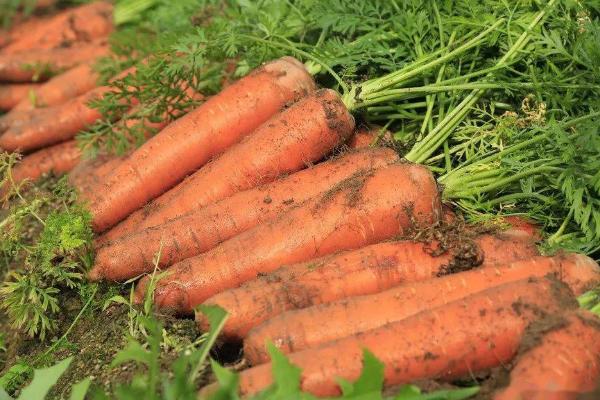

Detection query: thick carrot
xmin=0 ymin=15 xmax=53 ymax=49
xmin=84 ymin=57 xmax=316 ymax=233
xmin=197 ymin=230 xmax=539 ymax=340
xmin=135 ymin=163 xmax=442 ymax=313
xmin=2 ymin=140 xmax=81 ymax=195
xmin=68 ymin=153 xmax=126 ymax=193
xmin=2 ymin=2 xmax=113 ymax=54
xmin=0 ymin=41 xmax=109 ymax=82
xmin=94 ymin=89 xmax=355 ymax=244
xmin=12 ymin=63 xmax=99 ymax=111
xmin=0 ymin=83 xmax=40 ymax=110
xmin=90 ymin=148 xmax=399 ymax=281
xmin=244 ymin=253 xmax=600 ymax=363
xmin=234 ymin=277 xmax=577 ymax=397
xmin=494 ymin=310 xmax=600 ymax=400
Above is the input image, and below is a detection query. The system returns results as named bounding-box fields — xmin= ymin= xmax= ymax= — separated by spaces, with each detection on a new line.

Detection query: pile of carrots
xmin=2 ymin=2 xmax=600 ymax=398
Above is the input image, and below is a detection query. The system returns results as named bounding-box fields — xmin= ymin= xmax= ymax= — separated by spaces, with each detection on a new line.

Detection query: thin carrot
xmin=2 ymin=2 xmax=113 ymax=54
xmin=494 ymin=310 xmax=600 ymax=400
xmin=12 ymin=63 xmax=99 ymax=111
xmin=0 ymin=41 xmax=109 ymax=82
xmin=234 ymin=277 xmax=577 ymax=397
xmin=90 ymin=148 xmax=399 ymax=281
xmin=197 ymin=230 xmax=540 ymax=340
xmin=93 ymin=88 xmax=354 ymax=242
xmin=243 ymin=253 xmax=600 ymax=364
xmin=0 ymin=83 xmax=40 ymax=110
xmin=84 ymin=57 xmax=316 ymax=233
xmin=2 ymin=140 xmax=81 ymax=195
xmin=135 ymin=163 xmax=442 ymax=314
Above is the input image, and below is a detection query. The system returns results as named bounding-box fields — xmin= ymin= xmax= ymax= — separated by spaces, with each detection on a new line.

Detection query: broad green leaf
xmin=111 ymin=340 xmax=152 ymax=367
xmin=17 ymin=357 xmax=72 ymax=400
xmin=69 ymin=378 xmax=91 ymax=400
xmin=0 ymin=387 xmax=12 ymax=400
xmin=266 ymin=343 xmax=302 ymax=397
xmin=0 ymin=363 xmax=32 ymax=391
xmin=337 ymin=349 xmax=384 ymax=399
xmin=201 ymin=360 xmax=240 ymax=400
xmin=189 ymin=305 xmax=229 ymax=383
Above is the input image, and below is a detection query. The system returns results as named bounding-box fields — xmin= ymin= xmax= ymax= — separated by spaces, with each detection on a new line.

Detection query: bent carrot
xmin=94 ymin=88 xmax=354 ymax=242
xmin=235 ymin=277 xmax=577 ymax=397
xmin=243 ymin=253 xmax=600 ymax=363
xmin=494 ymin=310 xmax=600 ymax=400
xmin=197 ymin=230 xmax=539 ymax=340
xmin=90 ymin=148 xmax=399 ymax=281
xmin=0 ymin=83 xmax=40 ymax=110
xmin=2 ymin=2 xmax=113 ymax=54
xmin=85 ymin=57 xmax=315 ymax=233
xmin=2 ymin=140 xmax=81 ymax=195
xmin=12 ymin=63 xmax=99 ymax=111
xmin=135 ymin=163 xmax=442 ymax=314
xmin=0 ymin=41 xmax=109 ymax=82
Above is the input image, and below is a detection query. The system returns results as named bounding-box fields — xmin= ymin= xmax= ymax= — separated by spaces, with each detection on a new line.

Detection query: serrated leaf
xmin=69 ymin=378 xmax=91 ymax=400
xmin=17 ymin=357 xmax=72 ymax=400
xmin=267 ymin=342 xmax=302 ymax=396
xmin=111 ymin=340 xmax=152 ymax=367
xmin=337 ymin=349 xmax=384 ymax=399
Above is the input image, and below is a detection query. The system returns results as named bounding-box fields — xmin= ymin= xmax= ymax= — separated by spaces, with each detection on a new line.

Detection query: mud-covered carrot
xmin=2 ymin=2 xmax=113 ymax=54
xmin=92 ymin=88 xmax=354 ymax=242
xmin=12 ymin=63 xmax=99 ymax=111
xmin=494 ymin=310 xmax=600 ymax=400
xmin=235 ymin=277 xmax=577 ymax=396
xmin=90 ymin=148 xmax=398 ymax=280
xmin=135 ymin=163 xmax=442 ymax=313
xmin=0 ymin=83 xmax=40 ymax=110
xmin=244 ymin=253 xmax=600 ymax=363
xmin=197 ymin=230 xmax=539 ymax=340
xmin=84 ymin=57 xmax=315 ymax=233
xmin=0 ymin=41 xmax=109 ymax=82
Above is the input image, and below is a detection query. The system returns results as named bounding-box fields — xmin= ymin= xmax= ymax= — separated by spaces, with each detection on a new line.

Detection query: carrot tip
xmin=87 ymin=267 xmax=102 ymax=282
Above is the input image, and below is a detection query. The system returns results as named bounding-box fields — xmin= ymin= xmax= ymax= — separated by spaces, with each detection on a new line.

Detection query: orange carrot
xmin=12 ymin=63 xmax=99 ymax=111
xmin=243 ymin=253 xmax=600 ymax=363
xmin=94 ymin=88 xmax=354 ymax=242
xmin=347 ymin=125 xmax=392 ymax=149
xmin=68 ymin=152 xmax=126 ymax=193
xmin=494 ymin=310 xmax=600 ymax=400
xmin=234 ymin=277 xmax=577 ymax=397
xmin=2 ymin=140 xmax=81 ymax=194
xmin=90 ymin=148 xmax=399 ymax=281
xmin=0 ymin=66 xmax=136 ymax=152
xmin=2 ymin=2 xmax=113 ymax=54
xmin=84 ymin=57 xmax=315 ymax=233
xmin=0 ymin=83 xmax=40 ymax=110
xmin=0 ymin=15 xmax=53 ymax=49
xmin=0 ymin=41 xmax=109 ymax=82
xmin=197 ymin=230 xmax=539 ymax=340
xmin=135 ymin=163 xmax=442 ymax=314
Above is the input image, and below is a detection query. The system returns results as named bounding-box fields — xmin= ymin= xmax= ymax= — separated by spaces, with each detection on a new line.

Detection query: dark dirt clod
xmin=319 ymin=167 xmax=373 ymax=208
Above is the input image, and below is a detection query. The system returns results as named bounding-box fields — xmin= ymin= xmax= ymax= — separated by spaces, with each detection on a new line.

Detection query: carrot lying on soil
xmin=494 ymin=310 xmax=600 ymax=400
xmin=0 ymin=66 xmax=136 ymax=152
xmin=84 ymin=57 xmax=315 ymax=233
xmin=12 ymin=63 xmax=99 ymax=111
xmin=243 ymin=253 xmax=600 ymax=364
xmin=2 ymin=2 xmax=113 ymax=54
xmin=68 ymin=153 xmax=126 ymax=194
xmin=90 ymin=148 xmax=399 ymax=280
xmin=0 ymin=41 xmax=109 ymax=83
xmin=232 ymin=277 xmax=578 ymax=397
xmin=0 ymin=83 xmax=40 ymax=110
xmin=94 ymin=88 xmax=354 ymax=244
xmin=197 ymin=229 xmax=540 ymax=340
xmin=1 ymin=140 xmax=81 ymax=195
xmin=135 ymin=163 xmax=442 ymax=313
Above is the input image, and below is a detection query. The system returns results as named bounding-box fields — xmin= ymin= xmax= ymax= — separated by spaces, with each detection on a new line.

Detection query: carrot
xmin=234 ymin=277 xmax=578 ymax=397
xmin=135 ymin=163 xmax=442 ymax=314
xmin=347 ymin=125 xmax=392 ymax=149
xmin=0 ymin=15 xmax=53 ymax=49
xmin=0 ymin=66 xmax=136 ymax=152
xmin=0 ymin=83 xmax=40 ymax=110
xmin=0 ymin=86 xmax=107 ymax=151
xmin=0 ymin=41 xmax=109 ymax=82
xmin=90 ymin=148 xmax=399 ymax=281
xmin=243 ymin=253 xmax=600 ymax=364
xmin=2 ymin=2 xmax=113 ymax=54
xmin=12 ymin=63 xmax=99 ymax=111
xmin=196 ymin=230 xmax=540 ymax=340
xmin=84 ymin=57 xmax=316 ymax=233
xmin=93 ymin=88 xmax=354 ymax=244
xmin=68 ymin=153 xmax=126 ymax=193
xmin=494 ymin=310 xmax=600 ymax=400
xmin=2 ymin=140 xmax=81 ymax=195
